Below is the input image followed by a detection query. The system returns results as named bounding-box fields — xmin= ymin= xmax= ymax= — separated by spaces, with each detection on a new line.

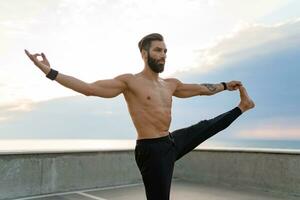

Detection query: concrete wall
xmin=0 ymin=150 xmax=141 ymax=200
xmin=174 ymin=148 xmax=300 ymax=197
xmin=0 ymin=148 xmax=299 ymax=199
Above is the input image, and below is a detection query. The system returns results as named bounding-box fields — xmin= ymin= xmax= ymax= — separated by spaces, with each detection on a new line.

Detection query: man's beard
xmin=147 ymin=52 xmax=165 ymax=73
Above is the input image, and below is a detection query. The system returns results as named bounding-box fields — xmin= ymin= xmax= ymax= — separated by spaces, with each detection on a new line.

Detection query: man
xmin=25 ymin=33 xmax=255 ymax=200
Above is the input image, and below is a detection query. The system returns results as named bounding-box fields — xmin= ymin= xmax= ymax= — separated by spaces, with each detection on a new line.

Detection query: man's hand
xmin=25 ymin=49 xmax=51 ymax=74
xmin=226 ymin=81 xmax=243 ymax=91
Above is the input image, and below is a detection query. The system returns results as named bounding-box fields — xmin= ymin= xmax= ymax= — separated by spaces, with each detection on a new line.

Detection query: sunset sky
xmin=1 ymin=0 xmax=299 ymax=146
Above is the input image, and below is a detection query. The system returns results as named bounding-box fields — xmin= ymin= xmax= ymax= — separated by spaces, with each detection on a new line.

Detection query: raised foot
xmin=238 ymin=86 xmax=255 ymax=113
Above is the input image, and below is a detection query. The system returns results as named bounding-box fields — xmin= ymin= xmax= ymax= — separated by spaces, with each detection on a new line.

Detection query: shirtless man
xmin=25 ymin=33 xmax=255 ymax=200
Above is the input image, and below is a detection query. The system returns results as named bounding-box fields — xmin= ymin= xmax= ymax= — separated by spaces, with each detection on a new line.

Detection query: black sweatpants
xmin=134 ymin=106 xmax=242 ymax=200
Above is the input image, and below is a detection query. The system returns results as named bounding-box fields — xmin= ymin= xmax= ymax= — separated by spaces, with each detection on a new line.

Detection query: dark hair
xmin=138 ymin=33 xmax=164 ymax=53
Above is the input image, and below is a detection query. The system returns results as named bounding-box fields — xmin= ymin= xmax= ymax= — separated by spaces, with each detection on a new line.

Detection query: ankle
xmin=238 ymin=105 xmax=245 ymax=113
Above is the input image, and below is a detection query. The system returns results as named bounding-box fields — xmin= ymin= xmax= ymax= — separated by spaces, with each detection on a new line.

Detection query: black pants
xmin=134 ymin=107 xmax=242 ymax=200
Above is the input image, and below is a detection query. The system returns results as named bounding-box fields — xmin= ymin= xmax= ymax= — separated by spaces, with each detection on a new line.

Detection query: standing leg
xmin=135 ymin=137 xmax=177 ymax=200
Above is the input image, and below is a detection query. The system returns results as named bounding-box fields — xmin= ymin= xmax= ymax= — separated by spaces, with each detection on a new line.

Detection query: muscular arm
xmin=25 ymin=50 xmax=130 ymax=98
xmin=172 ymin=79 xmax=225 ymax=98
xmin=168 ymin=78 xmax=242 ymax=98
xmin=87 ymin=74 xmax=131 ymax=98
xmin=55 ymin=73 xmax=130 ymax=98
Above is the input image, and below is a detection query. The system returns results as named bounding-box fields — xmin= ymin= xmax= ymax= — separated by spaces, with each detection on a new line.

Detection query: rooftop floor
xmin=17 ymin=180 xmax=298 ymax=200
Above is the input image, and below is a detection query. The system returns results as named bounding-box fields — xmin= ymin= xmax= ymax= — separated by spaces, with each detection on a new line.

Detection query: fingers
xmin=227 ymin=80 xmax=243 ymax=91
xmin=41 ymin=53 xmax=46 ymax=59
xmin=24 ymin=49 xmax=45 ymax=62
xmin=25 ymin=49 xmax=33 ymax=59
xmin=234 ymin=81 xmax=242 ymax=86
xmin=41 ymin=53 xmax=49 ymax=63
xmin=24 ymin=49 xmax=30 ymax=56
xmin=24 ymin=50 xmax=40 ymax=57
xmin=33 ymin=53 xmax=42 ymax=58
xmin=231 ymin=80 xmax=243 ymax=87
xmin=24 ymin=49 xmax=43 ymax=57
xmin=25 ymin=49 xmax=35 ymax=62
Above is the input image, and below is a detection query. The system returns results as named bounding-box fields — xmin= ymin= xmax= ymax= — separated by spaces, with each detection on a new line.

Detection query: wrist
xmin=221 ymin=82 xmax=227 ymax=90
xmin=37 ymin=63 xmax=51 ymax=75
xmin=45 ymin=68 xmax=51 ymax=75
xmin=46 ymin=68 xmax=59 ymax=81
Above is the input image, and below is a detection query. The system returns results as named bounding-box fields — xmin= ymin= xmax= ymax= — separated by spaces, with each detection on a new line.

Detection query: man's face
xmin=146 ymin=41 xmax=167 ymax=73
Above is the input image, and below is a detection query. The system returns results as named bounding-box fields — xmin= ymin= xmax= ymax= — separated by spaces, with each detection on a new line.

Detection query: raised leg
xmin=172 ymin=86 xmax=255 ymax=161
xmin=171 ymin=106 xmax=242 ymax=161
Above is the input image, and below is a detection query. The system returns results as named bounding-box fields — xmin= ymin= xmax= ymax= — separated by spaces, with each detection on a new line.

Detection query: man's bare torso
xmin=122 ymin=73 xmax=176 ymax=139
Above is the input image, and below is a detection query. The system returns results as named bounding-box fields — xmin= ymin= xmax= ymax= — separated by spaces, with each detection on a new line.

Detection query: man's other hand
xmin=227 ymin=81 xmax=243 ymax=91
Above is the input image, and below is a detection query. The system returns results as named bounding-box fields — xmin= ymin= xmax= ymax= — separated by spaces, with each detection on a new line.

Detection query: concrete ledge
xmin=1 ymin=147 xmax=300 ymax=155
xmin=0 ymin=151 xmax=141 ymax=200
xmin=1 ymin=148 xmax=299 ymax=199
xmin=175 ymin=149 xmax=300 ymax=197
xmin=195 ymin=147 xmax=300 ymax=154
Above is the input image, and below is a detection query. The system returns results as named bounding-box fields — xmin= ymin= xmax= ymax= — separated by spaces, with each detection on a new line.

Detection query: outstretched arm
xmin=168 ymin=78 xmax=242 ymax=98
xmin=25 ymin=50 xmax=131 ymax=98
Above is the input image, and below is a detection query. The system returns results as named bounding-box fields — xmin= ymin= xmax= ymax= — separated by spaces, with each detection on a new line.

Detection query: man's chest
xmin=128 ymin=79 xmax=174 ymax=107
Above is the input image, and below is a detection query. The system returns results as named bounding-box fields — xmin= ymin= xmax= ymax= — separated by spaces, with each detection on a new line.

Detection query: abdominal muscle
xmin=130 ymin=106 xmax=172 ymax=139
xmin=122 ymin=74 xmax=176 ymax=140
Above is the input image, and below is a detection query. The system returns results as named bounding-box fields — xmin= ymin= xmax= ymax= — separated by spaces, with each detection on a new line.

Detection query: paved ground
xmin=18 ymin=180 xmax=299 ymax=200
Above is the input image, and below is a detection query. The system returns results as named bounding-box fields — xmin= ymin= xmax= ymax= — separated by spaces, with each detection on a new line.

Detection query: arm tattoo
xmin=202 ymin=83 xmax=217 ymax=92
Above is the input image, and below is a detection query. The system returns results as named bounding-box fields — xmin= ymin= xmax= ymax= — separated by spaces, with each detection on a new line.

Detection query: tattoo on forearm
xmin=203 ymin=84 xmax=217 ymax=92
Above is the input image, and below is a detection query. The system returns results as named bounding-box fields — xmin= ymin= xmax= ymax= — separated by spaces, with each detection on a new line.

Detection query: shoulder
xmin=164 ymin=77 xmax=182 ymax=86
xmin=114 ymin=73 xmax=134 ymax=82
xmin=164 ymin=78 xmax=183 ymax=92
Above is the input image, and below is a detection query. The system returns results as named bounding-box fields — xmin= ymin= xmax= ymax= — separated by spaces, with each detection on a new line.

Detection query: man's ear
xmin=141 ymin=49 xmax=148 ymax=60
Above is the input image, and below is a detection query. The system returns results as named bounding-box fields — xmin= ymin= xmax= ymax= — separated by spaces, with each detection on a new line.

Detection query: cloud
xmin=232 ymin=116 xmax=300 ymax=141
xmin=168 ymin=18 xmax=300 ymax=144
xmin=173 ymin=18 xmax=300 ymax=76
xmin=0 ymin=99 xmax=34 ymax=111
xmin=237 ymin=126 xmax=300 ymax=140
xmin=1 ymin=2 xmax=299 ymax=147
xmin=0 ymin=95 xmax=136 ymax=139
xmin=0 ymin=116 xmax=11 ymax=122
xmin=0 ymin=0 xmax=296 ymax=106
xmin=0 ymin=99 xmax=35 ymax=123
xmin=2 ymin=18 xmax=300 ymax=142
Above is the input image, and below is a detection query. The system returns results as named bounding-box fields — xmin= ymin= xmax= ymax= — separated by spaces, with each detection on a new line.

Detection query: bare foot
xmin=238 ymin=86 xmax=255 ymax=113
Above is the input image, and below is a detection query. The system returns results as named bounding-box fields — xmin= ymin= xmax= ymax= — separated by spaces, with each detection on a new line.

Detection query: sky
xmin=0 ymin=0 xmax=300 ymax=148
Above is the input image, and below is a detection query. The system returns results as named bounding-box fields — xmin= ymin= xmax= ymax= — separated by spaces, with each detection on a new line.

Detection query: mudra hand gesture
xmin=25 ymin=49 xmax=51 ymax=74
